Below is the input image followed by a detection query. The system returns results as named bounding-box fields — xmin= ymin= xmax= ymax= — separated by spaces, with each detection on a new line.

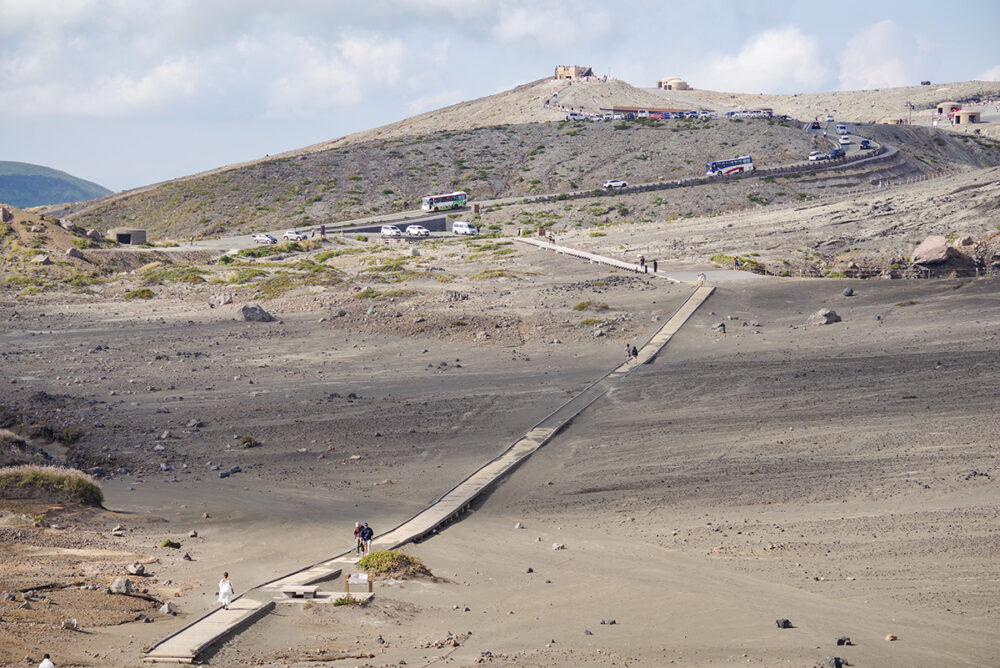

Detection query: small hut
xmin=657 ymin=76 xmax=689 ymax=90
xmin=953 ymin=109 xmax=980 ymax=124
xmin=108 ymin=227 xmax=147 ymax=245
xmin=936 ymin=101 xmax=961 ymax=115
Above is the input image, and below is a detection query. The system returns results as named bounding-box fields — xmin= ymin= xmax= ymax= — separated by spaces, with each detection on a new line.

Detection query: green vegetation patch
xmin=123 ymin=288 xmax=155 ymax=300
xmin=160 ymin=538 xmax=181 ymax=549
xmin=144 ymin=265 xmax=208 ymax=284
xmin=356 ymin=550 xmax=432 ymax=578
xmin=471 ymin=269 xmax=518 ymax=280
xmin=0 ymin=465 xmax=103 ymax=505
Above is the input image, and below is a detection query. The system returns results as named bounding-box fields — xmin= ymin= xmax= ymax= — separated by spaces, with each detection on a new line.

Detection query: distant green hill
xmin=0 ymin=161 xmax=112 ymax=208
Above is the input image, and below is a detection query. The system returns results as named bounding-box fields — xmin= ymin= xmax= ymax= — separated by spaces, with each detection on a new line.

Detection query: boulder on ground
xmin=109 ymin=577 xmax=132 ymax=595
xmin=912 ymin=235 xmax=950 ymax=264
xmin=240 ymin=304 xmax=274 ymax=322
xmin=954 ymin=236 xmax=974 ymax=247
xmin=30 ymin=255 xmax=52 ymax=265
xmin=66 ymin=247 xmax=84 ymax=260
xmin=125 ymin=562 xmax=145 ymax=576
xmin=775 ymin=618 xmax=793 ymax=629
xmin=159 ymin=602 xmax=175 ymax=615
xmin=209 ymin=293 xmax=234 ymax=308
xmin=807 ymin=308 xmax=841 ymax=325
xmin=86 ymin=229 xmax=103 ymax=241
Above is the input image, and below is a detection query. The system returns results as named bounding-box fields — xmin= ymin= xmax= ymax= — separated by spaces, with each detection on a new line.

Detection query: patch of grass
xmin=578 ymin=318 xmax=603 ymax=326
xmin=123 ymin=288 xmax=155 ymax=300
xmin=589 ymin=232 xmax=606 ymax=237
xmin=144 ymin=266 xmax=207 ymax=284
xmin=315 ymin=248 xmax=364 ymax=262
xmin=471 ymin=269 xmax=518 ymax=280
xmin=572 ymin=300 xmax=609 ymax=312
xmin=333 ymin=594 xmax=362 ymax=606
xmin=450 ymin=320 xmax=467 ymax=326
xmin=160 ymin=538 xmax=181 ymax=549
xmin=74 ymin=238 xmax=98 ymax=249
xmin=356 ymin=550 xmax=432 ymax=578
xmin=353 ymin=287 xmax=382 ymax=299
xmin=895 ymin=300 xmax=918 ymax=307
xmin=227 ymin=268 xmax=267 ymax=285
xmin=0 ymin=465 xmax=103 ymax=505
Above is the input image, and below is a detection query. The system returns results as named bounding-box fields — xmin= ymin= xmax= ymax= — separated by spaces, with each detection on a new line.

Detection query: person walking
xmin=360 ymin=522 xmax=374 ymax=554
xmin=353 ymin=522 xmax=363 ymax=554
xmin=38 ymin=654 xmax=55 ymax=668
xmin=625 ymin=344 xmax=632 ymax=362
xmin=733 ymin=256 xmax=740 ymax=270
xmin=218 ymin=572 xmax=235 ymax=610
xmin=652 ymin=260 xmax=658 ymax=273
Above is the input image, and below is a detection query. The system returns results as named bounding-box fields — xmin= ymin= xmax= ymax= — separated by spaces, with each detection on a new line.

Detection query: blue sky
xmin=2 ymin=0 xmax=998 ymax=192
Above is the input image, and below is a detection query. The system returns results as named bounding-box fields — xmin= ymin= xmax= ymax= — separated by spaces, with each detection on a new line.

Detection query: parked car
xmin=825 ymin=114 xmax=835 ymax=122
xmin=808 ymin=151 xmax=829 ymax=161
xmin=405 ymin=224 xmax=430 ymax=237
xmin=837 ymin=124 xmax=848 ymax=135
xmin=612 ymin=113 xmax=625 ymax=120
xmin=810 ymin=121 xmax=822 ymax=129
xmin=603 ymin=179 xmax=628 ymax=189
xmin=859 ymin=139 xmax=871 ymax=149
xmin=282 ymin=229 xmax=307 ymax=241
xmin=565 ymin=112 xmax=586 ymax=121
xmin=252 ymin=233 xmax=277 ymax=244
xmin=452 ymin=221 xmax=477 ymax=236
xmin=839 ymin=135 xmax=852 ymax=145
xmin=827 ymin=148 xmax=845 ymax=159
xmin=637 ymin=110 xmax=650 ymax=118
xmin=380 ymin=225 xmax=402 ymax=237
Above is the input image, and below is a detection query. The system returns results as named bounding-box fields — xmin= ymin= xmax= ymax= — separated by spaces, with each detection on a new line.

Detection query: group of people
xmin=637 ymin=256 xmax=657 ymax=274
xmin=624 ymin=343 xmax=639 ymax=362
xmin=354 ymin=521 xmax=375 ymax=555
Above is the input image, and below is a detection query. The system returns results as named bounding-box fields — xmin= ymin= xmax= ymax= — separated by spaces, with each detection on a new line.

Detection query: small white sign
xmin=348 ymin=573 xmax=368 ymax=584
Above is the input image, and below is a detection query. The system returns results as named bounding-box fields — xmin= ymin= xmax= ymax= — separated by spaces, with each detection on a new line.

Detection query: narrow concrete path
xmin=143 ymin=252 xmax=714 ymax=664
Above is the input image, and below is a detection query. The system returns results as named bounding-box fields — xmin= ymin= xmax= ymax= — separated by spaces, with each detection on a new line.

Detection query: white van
xmin=837 ymin=123 xmax=848 ymax=135
xmin=452 ymin=221 xmax=477 ymax=236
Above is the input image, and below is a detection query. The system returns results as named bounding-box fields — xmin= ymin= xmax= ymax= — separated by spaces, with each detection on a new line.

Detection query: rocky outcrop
xmin=808 ymin=309 xmax=841 ymax=325
xmin=240 ymin=304 xmax=274 ymax=322
xmin=912 ymin=235 xmax=950 ymax=264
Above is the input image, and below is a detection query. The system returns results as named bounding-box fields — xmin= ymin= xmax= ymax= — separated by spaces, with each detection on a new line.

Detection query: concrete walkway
xmin=143 ymin=253 xmax=714 ymax=664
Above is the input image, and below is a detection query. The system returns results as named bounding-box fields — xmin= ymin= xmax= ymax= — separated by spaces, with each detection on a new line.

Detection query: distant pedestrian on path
xmin=360 ymin=522 xmax=374 ymax=554
xmin=697 ymin=272 xmax=706 ymax=287
xmin=218 ymin=572 xmax=235 ymax=610
xmin=652 ymin=260 xmax=658 ymax=273
xmin=625 ymin=343 xmax=632 ymax=362
xmin=733 ymin=256 xmax=740 ymax=270
xmin=631 ymin=345 xmax=638 ymax=360
xmin=38 ymin=654 xmax=55 ymax=668
xmin=354 ymin=522 xmax=363 ymax=554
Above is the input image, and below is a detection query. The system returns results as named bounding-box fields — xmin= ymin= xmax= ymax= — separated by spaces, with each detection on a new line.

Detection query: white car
xmin=380 ymin=225 xmax=402 ymax=238
xmin=282 ymin=229 xmax=307 ymax=241
xmin=825 ymin=114 xmax=835 ymax=122
xmin=453 ymin=221 xmax=477 ymax=236
xmin=603 ymin=179 xmax=628 ymax=189
xmin=836 ymin=124 xmax=848 ymax=135
xmin=252 ymin=233 xmax=277 ymax=244
xmin=839 ymin=135 xmax=852 ymax=145
xmin=405 ymin=224 xmax=430 ymax=237
xmin=808 ymin=151 xmax=829 ymax=161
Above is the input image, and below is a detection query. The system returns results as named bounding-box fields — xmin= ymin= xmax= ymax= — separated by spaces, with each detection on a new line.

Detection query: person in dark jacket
xmin=360 ymin=522 xmax=374 ymax=554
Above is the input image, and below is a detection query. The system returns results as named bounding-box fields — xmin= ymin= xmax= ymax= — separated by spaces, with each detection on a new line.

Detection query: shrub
xmin=356 ymin=550 xmax=432 ymax=578
xmin=123 ymin=288 xmax=155 ymax=300
xmin=0 ymin=465 xmax=103 ymax=505
xmin=333 ymin=594 xmax=362 ymax=606
xmin=160 ymin=538 xmax=181 ymax=549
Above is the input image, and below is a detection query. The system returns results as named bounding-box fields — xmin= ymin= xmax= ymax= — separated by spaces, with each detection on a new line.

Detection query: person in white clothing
xmin=218 ymin=572 xmax=235 ymax=610
xmin=39 ymin=654 xmax=55 ymax=668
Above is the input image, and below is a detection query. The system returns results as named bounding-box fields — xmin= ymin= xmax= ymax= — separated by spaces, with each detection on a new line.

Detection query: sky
xmin=2 ymin=0 xmax=999 ymax=192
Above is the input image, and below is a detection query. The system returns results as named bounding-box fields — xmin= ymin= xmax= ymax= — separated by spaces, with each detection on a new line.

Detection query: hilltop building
xmin=108 ymin=227 xmax=147 ymax=245
xmin=657 ymin=76 xmax=689 ymax=90
xmin=936 ymin=101 xmax=961 ymax=115
xmin=554 ymin=65 xmax=593 ymax=80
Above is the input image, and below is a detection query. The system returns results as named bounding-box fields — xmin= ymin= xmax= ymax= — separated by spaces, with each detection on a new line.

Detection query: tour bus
xmin=705 ymin=155 xmax=754 ymax=176
xmin=421 ymin=191 xmax=468 ymax=212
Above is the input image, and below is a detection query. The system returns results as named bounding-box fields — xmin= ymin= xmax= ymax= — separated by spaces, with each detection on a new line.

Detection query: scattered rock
xmin=66 ymin=247 xmax=84 ymax=259
xmin=885 ymin=634 xmax=898 ymax=641
xmin=159 ymin=602 xmax=175 ymax=615
xmin=182 ymin=552 xmax=193 ymax=561
xmin=552 ymin=543 xmax=566 ymax=550
xmin=514 ymin=522 xmax=524 ymax=529
xmin=954 ymin=236 xmax=974 ymax=247
xmin=807 ymin=308 xmax=841 ymax=326
xmin=188 ymin=530 xmax=198 ymax=538
xmin=775 ymin=618 xmax=793 ymax=629
xmin=19 ymin=601 xmax=31 ymax=609
xmin=240 ymin=304 xmax=274 ymax=322
xmin=61 ymin=618 xmax=78 ymax=630
xmin=208 ymin=293 xmax=234 ymax=308
xmin=126 ymin=562 xmax=145 ymax=576
xmin=444 ymin=291 xmax=468 ymax=302
xmin=109 ymin=577 xmax=132 ymax=595
xmin=584 ymin=629 xmax=593 ymax=636
xmin=826 ymin=657 xmax=846 ymax=668
xmin=526 ymin=567 xmax=533 ymax=573
xmin=842 ymin=287 xmax=854 ymax=297
xmin=30 ymin=254 xmax=52 ymax=265
xmin=911 ymin=235 xmax=950 ymax=264
xmin=836 ymin=637 xmax=852 ymax=646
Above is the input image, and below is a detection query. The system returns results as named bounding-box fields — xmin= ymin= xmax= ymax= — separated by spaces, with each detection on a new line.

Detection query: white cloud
xmin=978 ymin=64 xmax=1000 ymax=81
xmin=838 ymin=20 xmax=912 ymax=90
xmin=493 ymin=3 xmax=611 ymax=48
xmin=263 ymin=33 xmax=407 ymax=119
xmin=696 ymin=27 xmax=826 ymax=93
